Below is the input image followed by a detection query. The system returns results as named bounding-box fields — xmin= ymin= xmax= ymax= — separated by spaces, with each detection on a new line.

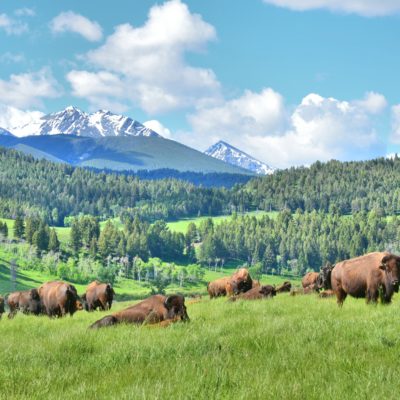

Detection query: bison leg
xmin=335 ymin=288 xmax=347 ymax=307
xmin=89 ymin=315 xmax=118 ymax=329
xmin=8 ymin=310 xmax=17 ymax=319
xmin=366 ymin=288 xmax=379 ymax=304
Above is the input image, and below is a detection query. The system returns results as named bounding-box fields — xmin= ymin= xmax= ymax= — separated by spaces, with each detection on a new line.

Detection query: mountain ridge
xmin=205 ymin=140 xmax=275 ymax=175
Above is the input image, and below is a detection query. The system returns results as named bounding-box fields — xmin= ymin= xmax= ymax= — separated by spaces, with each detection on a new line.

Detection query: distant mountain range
xmin=6 ymin=106 xmax=159 ymax=138
xmin=205 ymin=141 xmax=275 ymax=175
xmin=0 ymin=106 xmax=274 ymax=176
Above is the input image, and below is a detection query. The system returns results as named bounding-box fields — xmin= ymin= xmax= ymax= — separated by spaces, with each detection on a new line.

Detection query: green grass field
xmin=166 ymin=211 xmax=277 ymax=233
xmin=0 ymin=293 xmax=399 ymax=399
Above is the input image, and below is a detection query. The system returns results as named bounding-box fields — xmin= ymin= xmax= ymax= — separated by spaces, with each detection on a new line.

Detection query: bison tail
xmin=89 ymin=315 xmax=119 ymax=329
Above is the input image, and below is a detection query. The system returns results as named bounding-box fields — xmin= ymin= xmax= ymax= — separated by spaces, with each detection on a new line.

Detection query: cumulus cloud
xmin=188 ymin=90 xmax=387 ymax=168
xmin=0 ymin=68 xmax=61 ymax=108
xmin=67 ymin=0 xmax=220 ymax=113
xmin=390 ymin=105 xmax=400 ymax=144
xmin=15 ymin=8 xmax=36 ymax=17
xmin=0 ymin=13 xmax=28 ymax=35
xmin=143 ymin=120 xmax=172 ymax=138
xmin=262 ymin=0 xmax=400 ymax=17
xmin=0 ymin=52 xmax=25 ymax=63
xmin=50 ymin=11 xmax=103 ymax=42
xmin=0 ymin=104 xmax=44 ymax=132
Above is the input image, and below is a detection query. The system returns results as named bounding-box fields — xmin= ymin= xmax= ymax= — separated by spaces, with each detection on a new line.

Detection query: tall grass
xmin=0 ymin=294 xmax=399 ymax=399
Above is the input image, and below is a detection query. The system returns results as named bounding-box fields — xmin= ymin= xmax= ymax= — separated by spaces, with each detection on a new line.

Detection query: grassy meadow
xmin=1 ymin=293 xmax=400 ymax=399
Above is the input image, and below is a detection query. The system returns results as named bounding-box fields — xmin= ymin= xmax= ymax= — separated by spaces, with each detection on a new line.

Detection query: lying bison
xmin=319 ymin=290 xmax=335 ymax=298
xmin=230 ymin=285 xmax=276 ymax=301
xmin=332 ymin=252 xmax=400 ymax=306
xmin=83 ymin=281 xmax=115 ymax=311
xmin=276 ymin=281 xmax=292 ymax=293
xmin=89 ymin=294 xmax=189 ymax=329
xmin=0 ymin=296 xmax=4 ymax=319
xmin=7 ymin=289 xmax=42 ymax=318
xmin=302 ymin=272 xmax=320 ymax=292
xmin=39 ymin=281 xmax=82 ymax=317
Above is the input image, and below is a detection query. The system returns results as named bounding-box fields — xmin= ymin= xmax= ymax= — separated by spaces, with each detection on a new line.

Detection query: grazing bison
xmin=39 ymin=281 xmax=82 ymax=317
xmin=7 ymin=289 xmax=42 ymax=318
xmin=83 ymin=281 xmax=115 ymax=311
xmin=276 ymin=281 xmax=292 ymax=293
xmin=207 ymin=277 xmax=231 ymax=298
xmin=89 ymin=294 xmax=189 ymax=329
xmin=302 ymin=272 xmax=320 ymax=292
xmin=0 ymin=296 xmax=4 ymax=319
xmin=230 ymin=285 xmax=276 ymax=301
xmin=331 ymin=252 xmax=400 ymax=306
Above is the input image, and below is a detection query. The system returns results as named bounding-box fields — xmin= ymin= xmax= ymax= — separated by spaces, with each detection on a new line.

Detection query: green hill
xmin=0 ymin=135 xmax=252 ymax=174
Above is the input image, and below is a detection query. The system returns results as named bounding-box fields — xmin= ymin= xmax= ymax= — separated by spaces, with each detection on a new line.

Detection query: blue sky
xmin=1 ymin=0 xmax=400 ymax=167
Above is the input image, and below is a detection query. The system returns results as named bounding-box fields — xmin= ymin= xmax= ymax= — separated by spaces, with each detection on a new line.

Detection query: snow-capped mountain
xmin=205 ymin=140 xmax=275 ymax=175
xmin=5 ymin=106 xmax=160 ymax=138
xmin=0 ymin=127 xmax=14 ymax=136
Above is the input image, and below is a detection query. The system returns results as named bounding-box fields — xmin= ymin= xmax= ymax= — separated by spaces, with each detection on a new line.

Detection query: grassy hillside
xmin=0 ymin=135 xmax=252 ymax=174
xmin=0 ymin=294 xmax=399 ymax=399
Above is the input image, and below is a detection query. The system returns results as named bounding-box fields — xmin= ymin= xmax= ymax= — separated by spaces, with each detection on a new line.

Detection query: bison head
xmin=259 ymin=285 xmax=276 ymax=298
xmin=231 ymin=268 xmax=253 ymax=294
xmin=317 ymin=262 xmax=334 ymax=290
xmin=164 ymin=295 xmax=189 ymax=322
xmin=380 ymin=255 xmax=400 ymax=292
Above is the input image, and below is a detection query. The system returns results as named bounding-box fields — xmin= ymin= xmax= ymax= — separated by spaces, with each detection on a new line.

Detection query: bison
xmin=89 ymin=294 xmax=189 ymax=329
xmin=276 ymin=281 xmax=292 ymax=293
xmin=39 ymin=281 xmax=82 ymax=317
xmin=316 ymin=262 xmax=334 ymax=290
xmin=0 ymin=296 xmax=4 ymax=319
xmin=230 ymin=285 xmax=276 ymax=301
xmin=331 ymin=252 xmax=400 ymax=306
xmin=230 ymin=268 xmax=253 ymax=294
xmin=7 ymin=289 xmax=42 ymax=318
xmin=301 ymin=272 xmax=320 ymax=292
xmin=207 ymin=277 xmax=231 ymax=298
xmin=83 ymin=281 xmax=115 ymax=311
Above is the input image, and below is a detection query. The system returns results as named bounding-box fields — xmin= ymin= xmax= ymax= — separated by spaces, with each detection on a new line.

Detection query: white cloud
xmin=0 ymin=13 xmax=28 ymax=35
xmin=67 ymin=0 xmax=220 ymax=113
xmin=15 ymin=8 xmax=36 ymax=17
xmin=390 ymin=105 xmax=400 ymax=144
xmin=143 ymin=120 xmax=171 ymax=138
xmin=262 ymin=0 xmax=400 ymax=17
xmin=188 ymin=90 xmax=386 ymax=168
xmin=189 ymin=88 xmax=287 ymax=138
xmin=0 ymin=68 xmax=61 ymax=108
xmin=0 ymin=104 xmax=44 ymax=133
xmin=50 ymin=11 xmax=103 ymax=42
xmin=0 ymin=52 xmax=25 ymax=63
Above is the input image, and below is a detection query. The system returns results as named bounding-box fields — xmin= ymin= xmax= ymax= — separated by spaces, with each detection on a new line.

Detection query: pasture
xmin=1 ymin=294 xmax=400 ymax=399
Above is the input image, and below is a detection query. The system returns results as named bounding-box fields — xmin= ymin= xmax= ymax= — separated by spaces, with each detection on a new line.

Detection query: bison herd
xmin=0 ymin=251 xmax=399 ymax=329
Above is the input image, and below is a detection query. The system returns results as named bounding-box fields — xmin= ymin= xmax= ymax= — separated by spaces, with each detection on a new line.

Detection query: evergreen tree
xmin=14 ymin=213 xmax=25 ymax=239
xmin=48 ymin=228 xmax=60 ymax=252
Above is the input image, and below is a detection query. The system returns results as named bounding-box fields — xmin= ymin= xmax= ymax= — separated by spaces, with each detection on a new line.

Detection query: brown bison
xmin=0 ymin=296 xmax=4 ymax=319
xmin=302 ymin=272 xmax=320 ymax=291
xmin=7 ymin=289 xmax=42 ymax=318
xmin=208 ymin=268 xmax=253 ymax=298
xmin=207 ymin=277 xmax=231 ymax=298
xmin=230 ymin=285 xmax=276 ymax=301
xmin=89 ymin=294 xmax=189 ymax=329
xmin=230 ymin=268 xmax=253 ymax=294
xmin=316 ymin=262 xmax=334 ymax=290
xmin=331 ymin=252 xmax=400 ymax=306
xmin=83 ymin=281 xmax=115 ymax=311
xmin=39 ymin=281 xmax=82 ymax=317
xmin=276 ymin=281 xmax=292 ymax=293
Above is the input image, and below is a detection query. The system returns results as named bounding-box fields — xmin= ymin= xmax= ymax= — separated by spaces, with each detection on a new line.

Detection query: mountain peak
xmin=5 ymin=107 xmax=161 ymax=138
xmin=205 ymin=140 xmax=275 ymax=175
